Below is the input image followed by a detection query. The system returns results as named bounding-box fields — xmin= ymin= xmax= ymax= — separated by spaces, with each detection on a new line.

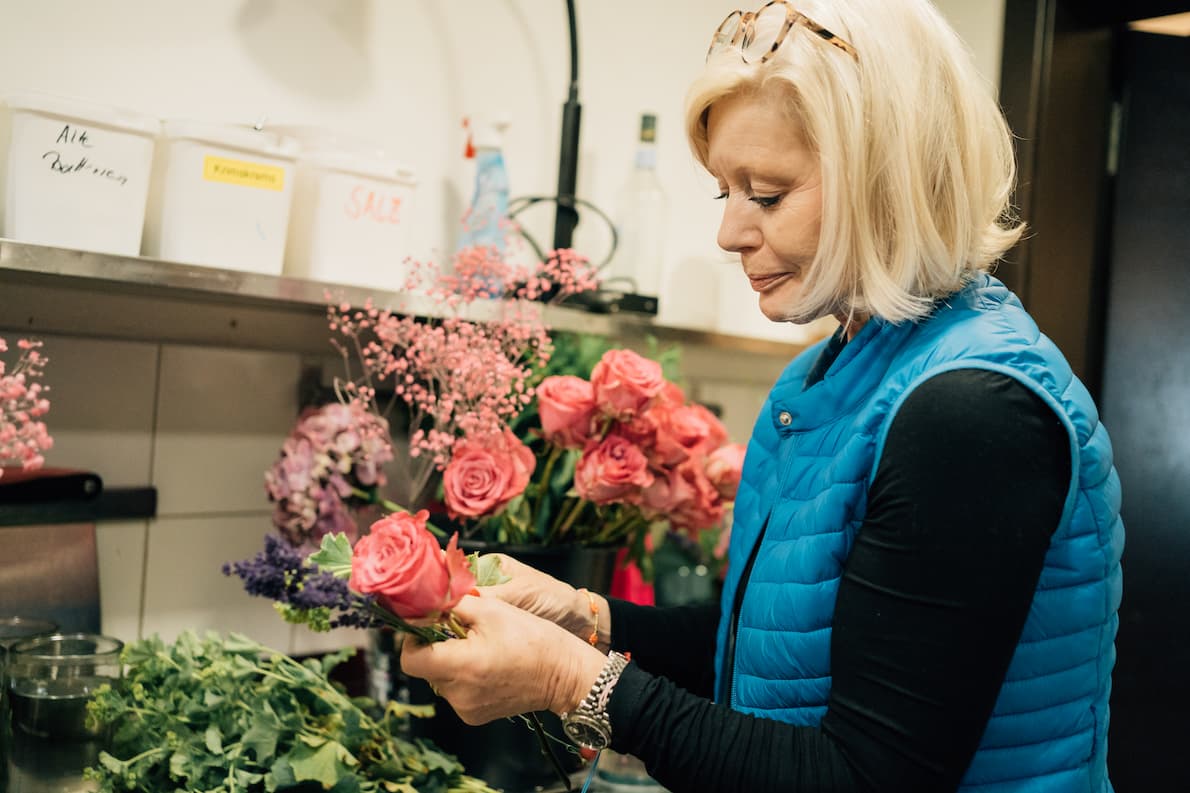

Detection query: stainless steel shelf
xmin=0 ymin=239 xmax=810 ymax=358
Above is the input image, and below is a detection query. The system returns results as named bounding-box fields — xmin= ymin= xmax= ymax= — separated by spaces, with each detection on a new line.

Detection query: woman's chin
xmin=757 ymin=287 xmax=801 ymax=322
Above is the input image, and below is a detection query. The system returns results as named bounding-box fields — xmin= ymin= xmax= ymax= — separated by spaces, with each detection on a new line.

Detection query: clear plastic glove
xmin=481 ymin=553 xmax=607 ymax=646
xmin=399 ymin=594 xmax=607 ymax=725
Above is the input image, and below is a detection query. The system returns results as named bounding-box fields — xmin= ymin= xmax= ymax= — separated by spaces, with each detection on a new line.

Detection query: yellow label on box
xmin=202 ymin=155 xmax=285 ymax=191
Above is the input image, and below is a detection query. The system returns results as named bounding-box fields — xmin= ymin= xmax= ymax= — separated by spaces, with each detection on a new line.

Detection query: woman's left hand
xmin=400 ymin=594 xmax=608 ymax=725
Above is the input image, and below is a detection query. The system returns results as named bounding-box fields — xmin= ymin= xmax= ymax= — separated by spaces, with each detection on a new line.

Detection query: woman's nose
xmin=717 ymin=198 xmax=760 ymax=254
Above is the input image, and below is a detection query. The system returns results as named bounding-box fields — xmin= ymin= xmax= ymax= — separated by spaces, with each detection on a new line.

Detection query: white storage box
xmin=280 ymin=134 xmax=417 ymax=292
xmin=655 ymin=255 xmax=720 ymax=331
xmin=0 ymin=93 xmax=159 ymax=256
xmin=142 ymin=121 xmax=298 ymax=274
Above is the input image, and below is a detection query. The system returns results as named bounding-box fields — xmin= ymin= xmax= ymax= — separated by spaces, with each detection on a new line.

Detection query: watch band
xmin=561 ymin=650 xmax=630 ymax=751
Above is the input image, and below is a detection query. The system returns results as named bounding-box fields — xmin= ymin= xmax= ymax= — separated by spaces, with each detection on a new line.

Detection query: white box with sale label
xmin=142 ymin=121 xmax=298 ymax=274
xmin=283 ymin=149 xmax=417 ymax=292
xmin=0 ymin=93 xmax=159 ymax=256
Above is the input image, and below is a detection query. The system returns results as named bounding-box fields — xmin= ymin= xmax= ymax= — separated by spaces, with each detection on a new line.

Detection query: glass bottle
xmin=607 ymin=113 xmax=667 ymax=299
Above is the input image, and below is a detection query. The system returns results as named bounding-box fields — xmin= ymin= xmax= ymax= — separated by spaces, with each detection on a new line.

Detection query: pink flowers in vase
xmin=440 ymin=346 xmax=747 ymax=548
xmin=327 ymin=247 xmax=600 ymax=512
xmin=0 ymin=337 xmax=52 ymax=478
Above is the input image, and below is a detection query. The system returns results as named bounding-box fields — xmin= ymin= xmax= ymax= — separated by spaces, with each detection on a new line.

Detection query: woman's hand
xmin=481 ymin=554 xmax=609 ymax=647
xmin=400 ymin=594 xmax=607 ymax=725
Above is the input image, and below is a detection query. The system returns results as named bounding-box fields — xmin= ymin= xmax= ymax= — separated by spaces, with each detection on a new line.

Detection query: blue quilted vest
xmin=715 ymin=275 xmax=1122 ymax=792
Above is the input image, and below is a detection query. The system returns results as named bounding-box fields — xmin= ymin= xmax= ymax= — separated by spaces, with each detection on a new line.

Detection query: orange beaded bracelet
xmin=581 ymin=588 xmax=599 ymax=646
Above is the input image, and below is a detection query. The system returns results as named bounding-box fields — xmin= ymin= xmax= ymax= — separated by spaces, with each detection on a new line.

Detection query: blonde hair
xmin=685 ymin=0 xmax=1023 ymax=324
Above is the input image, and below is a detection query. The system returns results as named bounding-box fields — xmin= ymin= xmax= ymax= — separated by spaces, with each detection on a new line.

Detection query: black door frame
xmin=997 ymin=0 xmax=1189 ymax=394
xmin=998 ymin=6 xmax=1190 ymax=790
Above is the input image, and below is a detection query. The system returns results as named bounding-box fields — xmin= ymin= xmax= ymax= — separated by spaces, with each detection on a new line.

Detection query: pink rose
xmin=442 ymin=428 xmax=535 ymax=519
xmin=575 ymin=432 xmax=654 ymax=505
xmin=657 ymin=381 xmax=686 ymax=408
xmin=349 ymin=512 xmax=475 ymax=618
xmin=642 ymin=460 xmax=724 ymax=535
xmin=647 ymin=404 xmax=713 ymax=467
xmin=537 ymin=375 xmax=597 ymax=448
xmin=590 ymin=349 xmax=665 ymax=419
xmin=442 ymin=533 xmax=476 ymax=609
xmin=691 ymin=404 xmax=729 ymax=452
xmin=646 ymin=401 xmax=728 ymax=468
xmin=705 ymin=443 xmax=746 ymax=500
xmin=616 ymin=412 xmax=658 ymax=452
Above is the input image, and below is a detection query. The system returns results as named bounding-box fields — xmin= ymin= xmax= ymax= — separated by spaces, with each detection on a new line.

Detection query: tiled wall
xmin=33 ymin=331 xmax=792 ymax=656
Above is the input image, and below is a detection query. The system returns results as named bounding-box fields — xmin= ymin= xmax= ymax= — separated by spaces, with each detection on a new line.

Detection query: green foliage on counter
xmin=83 ymin=631 xmax=496 ymax=793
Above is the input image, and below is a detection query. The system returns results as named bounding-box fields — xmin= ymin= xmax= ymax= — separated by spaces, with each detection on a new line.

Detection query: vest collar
xmin=769 ymin=316 xmax=913 ymax=432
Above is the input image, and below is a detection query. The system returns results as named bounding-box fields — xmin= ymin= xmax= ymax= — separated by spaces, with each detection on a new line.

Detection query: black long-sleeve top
xmin=604 ymin=367 xmax=1071 ymax=793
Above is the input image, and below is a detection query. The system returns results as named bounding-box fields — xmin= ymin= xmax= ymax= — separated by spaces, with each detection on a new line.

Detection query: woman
xmin=402 ymin=1 xmax=1123 ymax=791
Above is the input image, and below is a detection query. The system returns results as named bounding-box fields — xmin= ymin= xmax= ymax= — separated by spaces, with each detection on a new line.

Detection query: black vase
xmin=402 ymin=541 xmax=619 ymax=793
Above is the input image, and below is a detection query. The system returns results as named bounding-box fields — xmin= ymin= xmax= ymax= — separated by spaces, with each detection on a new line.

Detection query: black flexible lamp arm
xmin=552 ymin=0 xmax=582 ymax=250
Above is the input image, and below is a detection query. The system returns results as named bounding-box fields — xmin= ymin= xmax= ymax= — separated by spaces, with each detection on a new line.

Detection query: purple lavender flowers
xmin=223 ymin=534 xmax=379 ymax=630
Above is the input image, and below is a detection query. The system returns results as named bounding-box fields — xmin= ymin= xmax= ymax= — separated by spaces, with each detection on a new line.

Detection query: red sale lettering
xmin=344 ymin=185 xmax=403 ymax=225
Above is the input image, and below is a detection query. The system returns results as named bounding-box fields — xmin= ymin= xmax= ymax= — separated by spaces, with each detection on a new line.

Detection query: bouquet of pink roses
xmin=444 ymin=347 xmax=746 ymax=561
xmin=239 ymin=242 xmax=746 ymax=606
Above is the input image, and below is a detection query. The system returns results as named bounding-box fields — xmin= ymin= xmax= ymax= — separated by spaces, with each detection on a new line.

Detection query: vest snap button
xmin=778 ymin=410 xmax=793 ymax=426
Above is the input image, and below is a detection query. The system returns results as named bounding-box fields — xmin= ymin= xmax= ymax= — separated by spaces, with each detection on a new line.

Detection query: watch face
xmin=563 ymin=713 xmax=610 ymax=750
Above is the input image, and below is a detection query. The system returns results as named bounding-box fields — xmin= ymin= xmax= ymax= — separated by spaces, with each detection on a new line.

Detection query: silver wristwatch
xmin=561 ymin=651 xmax=630 ymax=751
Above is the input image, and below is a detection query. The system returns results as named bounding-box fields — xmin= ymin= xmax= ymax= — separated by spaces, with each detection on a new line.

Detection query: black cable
xmin=508 ymin=194 xmax=619 ymax=269
xmin=552 ymin=0 xmax=583 ymax=251
xmin=566 ymin=0 xmax=579 ymax=101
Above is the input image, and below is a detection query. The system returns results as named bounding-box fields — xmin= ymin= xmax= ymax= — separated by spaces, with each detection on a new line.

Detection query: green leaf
xmin=205 ymin=724 xmax=224 ymax=754
xmin=384 ymin=700 xmax=437 ymax=720
xmin=469 ymin=553 xmax=510 ymax=587
xmin=329 ymin=776 xmax=364 ymax=793
xmin=235 ymin=768 xmax=266 ymax=786
xmin=383 ymin=780 xmax=422 ymax=793
xmin=309 ymin=532 xmax=355 ymax=579
xmin=243 ymin=717 xmax=280 ymax=762
xmin=289 ymin=739 xmax=356 ymax=787
xmin=270 ymin=758 xmax=298 ymax=787
xmin=415 ymin=739 xmax=463 ymax=775
xmin=551 ymin=449 xmax=580 ymax=493
xmin=223 ymin=631 xmax=265 ymax=655
xmin=121 ymin=635 xmax=161 ymax=666
xmin=320 ymin=647 xmax=357 ymax=676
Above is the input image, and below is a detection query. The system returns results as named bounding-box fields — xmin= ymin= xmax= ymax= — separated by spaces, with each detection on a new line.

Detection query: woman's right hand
xmin=479 ymin=553 xmax=608 ymax=648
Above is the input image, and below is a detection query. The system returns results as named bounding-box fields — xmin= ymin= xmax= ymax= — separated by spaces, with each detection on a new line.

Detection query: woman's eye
xmin=750 ymin=194 xmax=783 ymax=209
xmin=713 ymin=191 xmax=728 ymax=201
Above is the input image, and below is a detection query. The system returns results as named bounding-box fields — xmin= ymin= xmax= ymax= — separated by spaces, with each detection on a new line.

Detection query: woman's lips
xmin=747 ymin=273 xmax=792 ymax=292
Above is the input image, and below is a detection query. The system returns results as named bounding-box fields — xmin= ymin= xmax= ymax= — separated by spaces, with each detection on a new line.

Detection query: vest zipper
xmin=723 ymin=429 xmax=798 ymax=709
xmin=723 ymin=518 xmax=768 ymax=708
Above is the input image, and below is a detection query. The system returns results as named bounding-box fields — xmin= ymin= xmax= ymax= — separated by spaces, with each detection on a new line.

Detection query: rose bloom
xmin=691 ymin=404 xmax=729 ymax=451
xmin=645 ymin=400 xmax=729 ymax=468
xmin=617 ymin=412 xmax=658 ymax=455
xmin=642 ymin=460 xmax=725 ymax=534
xmin=575 ymin=431 xmax=654 ymax=505
xmin=349 ymin=511 xmax=476 ymax=619
xmin=590 ymin=349 xmax=665 ymax=419
xmin=442 ymin=428 xmax=535 ymax=519
xmin=657 ymin=381 xmax=686 ymax=408
xmin=537 ymin=375 xmax=597 ymax=449
xmin=705 ymin=443 xmax=746 ymax=500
